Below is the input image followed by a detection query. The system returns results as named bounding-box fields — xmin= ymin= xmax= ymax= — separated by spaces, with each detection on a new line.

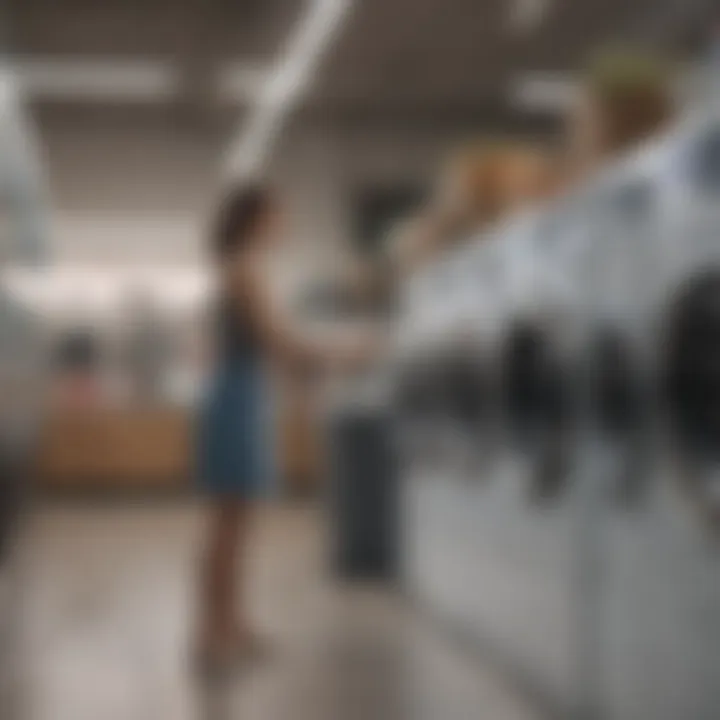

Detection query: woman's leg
xmin=199 ymin=498 xmax=253 ymax=658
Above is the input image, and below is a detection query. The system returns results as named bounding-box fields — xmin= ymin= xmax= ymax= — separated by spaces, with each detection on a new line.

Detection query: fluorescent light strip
xmin=511 ymin=72 xmax=580 ymax=112
xmin=14 ymin=58 xmax=180 ymax=101
xmin=225 ymin=0 xmax=353 ymax=179
xmin=508 ymin=0 xmax=550 ymax=33
xmin=513 ymin=64 xmax=695 ymax=113
xmin=2 ymin=266 xmax=210 ymax=311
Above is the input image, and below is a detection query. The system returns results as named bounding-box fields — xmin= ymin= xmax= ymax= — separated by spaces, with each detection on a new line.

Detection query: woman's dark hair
xmin=210 ymin=183 xmax=272 ymax=262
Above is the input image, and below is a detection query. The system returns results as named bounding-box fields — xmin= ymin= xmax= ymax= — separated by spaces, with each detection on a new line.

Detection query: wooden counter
xmin=38 ymin=407 xmax=192 ymax=491
xmin=39 ymin=388 xmax=325 ymax=496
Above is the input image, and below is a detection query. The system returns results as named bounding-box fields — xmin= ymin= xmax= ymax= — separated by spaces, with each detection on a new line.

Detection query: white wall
xmin=39 ymin=120 xmax=221 ymax=267
xmin=37 ymin=115 xmax=458 ymax=277
xmin=269 ymin=123 xmax=455 ymax=259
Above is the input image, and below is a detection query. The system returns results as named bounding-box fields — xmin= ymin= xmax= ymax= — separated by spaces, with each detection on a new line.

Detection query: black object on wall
xmin=54 ymin=329 xmax=100 ymax=372
xmin=354 ymin=186 xmax=425 ymax=257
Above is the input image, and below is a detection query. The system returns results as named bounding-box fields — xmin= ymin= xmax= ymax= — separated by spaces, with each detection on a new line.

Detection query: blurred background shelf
xmin=37 ymin=408 xmax=192 ymax=492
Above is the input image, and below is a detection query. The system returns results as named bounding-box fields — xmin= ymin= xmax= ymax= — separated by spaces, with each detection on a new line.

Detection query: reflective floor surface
xmin=11 ymin=502 xmax=539 ymax=720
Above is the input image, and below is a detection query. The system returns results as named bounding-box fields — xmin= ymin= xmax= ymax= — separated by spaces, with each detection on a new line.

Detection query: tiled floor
xmin=11 ymin=502 xmax=538 ymax=720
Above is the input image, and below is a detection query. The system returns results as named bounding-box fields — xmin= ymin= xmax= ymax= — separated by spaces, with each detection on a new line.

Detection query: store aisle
xmin=16 ymin=503 xmax=538 ymax=720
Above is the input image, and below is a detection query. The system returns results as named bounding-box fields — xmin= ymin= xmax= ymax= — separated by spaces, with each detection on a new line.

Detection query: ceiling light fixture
xmin=225 ymin=0 xmax=354 ymax=179
xmin=14 ymin=58 xmax=180 ymax=102
xmin=511 ymin=72 xmax=579 ymax=113
xmin=508 ymin=0 xmax=550 ymax=34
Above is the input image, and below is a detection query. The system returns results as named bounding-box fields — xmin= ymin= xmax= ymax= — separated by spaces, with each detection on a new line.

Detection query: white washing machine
xmin=587 ymin=113 xmax=720 ymax=720
xmin=457 ymin=199 xmax=594 ymax=714
xmin=397 ymin=231 xmax=514 ymax=645
xmin=397 ymin=197 xmax=597 ymax=715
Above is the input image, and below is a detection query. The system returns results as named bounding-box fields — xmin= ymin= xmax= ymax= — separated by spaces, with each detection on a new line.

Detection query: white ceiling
xmin=4 ymin=0 xmax=716 ymax=271
xmin=7 ymin=0 xmax=712 ymax=116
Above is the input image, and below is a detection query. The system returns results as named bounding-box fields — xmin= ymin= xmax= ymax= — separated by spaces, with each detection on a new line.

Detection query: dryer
xmin=587 ymin=114 xmax=720 ymax=720
xmin=499 ymin=203 xmax=589 ymax=503
xmin=397 ymin=233 xmax=512 ymax=640
xmin=452 ymin=200 xmax=595 ymax=715
xmin=394 ymin=190 xmax=600 ymax=715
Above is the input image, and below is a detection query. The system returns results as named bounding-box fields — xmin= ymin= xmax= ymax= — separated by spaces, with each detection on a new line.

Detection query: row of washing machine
xmin=391 ymin=109 xmax=720 ymax=719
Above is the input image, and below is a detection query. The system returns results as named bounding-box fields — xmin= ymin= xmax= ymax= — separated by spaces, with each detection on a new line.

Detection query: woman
xmin=196 ymin=183 xmax=368 ymax=671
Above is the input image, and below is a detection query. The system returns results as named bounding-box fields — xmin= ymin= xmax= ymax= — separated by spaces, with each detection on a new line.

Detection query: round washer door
xmin=663 ymin=268 xmax=720 ymax=528
xmin=501 ymin=319 xmax=573 ymax=501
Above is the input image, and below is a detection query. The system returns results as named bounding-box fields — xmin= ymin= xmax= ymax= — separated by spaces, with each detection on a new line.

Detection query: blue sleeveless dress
xmin=197 ymin=298 xmax=274 ymax=498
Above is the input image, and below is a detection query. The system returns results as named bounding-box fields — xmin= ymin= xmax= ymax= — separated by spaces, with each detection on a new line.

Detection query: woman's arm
xmin=229 ymin=255 xmax=374 ymax=372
